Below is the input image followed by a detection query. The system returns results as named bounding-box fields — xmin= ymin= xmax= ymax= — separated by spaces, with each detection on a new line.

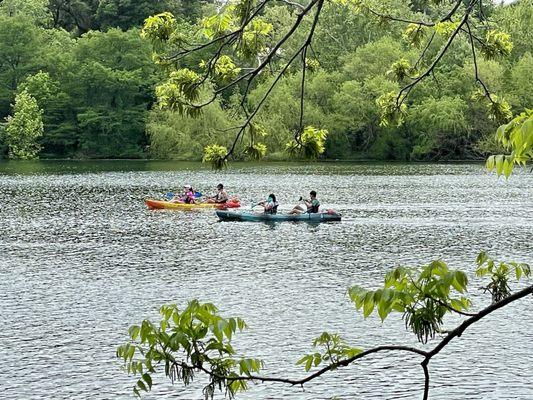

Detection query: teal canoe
xmin=216 ymin=210 xmax=341 ymax=222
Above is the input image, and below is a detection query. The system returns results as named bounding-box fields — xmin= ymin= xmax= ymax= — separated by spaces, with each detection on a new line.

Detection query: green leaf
xmin=296 ymin=354 xmax=311 ymax=366
xmin=129 ymin=325 xmax=140 ymax=340
xmin=452 ymin=271 xmax=468 ymax=293
xmin=142 ymin=373 xmax=152 ymax=390
xmin=476 ymin=251 xmax=488 ymax=266
xmin=305 ymin=356 xmax=313 ymax=371
xmin=377 ymin=300 xmax=389 ymax=322
xmin=486 ymin=155 xmax=495 ymax=171
xmin=127 ymin=345 xmax=135 ymax=361
xmin=363 ymin=292 xmax=375 ymax=318
xmin=450 ymin=298 xmax=463 ymax=312
xmin=137 ymin=379 xmax=148 ymax=392
xmin=237 ymin=317 xmax=247 ymax=331
xmin=313 ymin=353 xmax=322 ymax=367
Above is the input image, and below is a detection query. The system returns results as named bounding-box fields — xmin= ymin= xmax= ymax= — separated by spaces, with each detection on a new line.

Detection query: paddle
xmin=251 ymin=200 xmax=266 ymax=211
xmin=165 ymin=191 xmax=202 ymax=200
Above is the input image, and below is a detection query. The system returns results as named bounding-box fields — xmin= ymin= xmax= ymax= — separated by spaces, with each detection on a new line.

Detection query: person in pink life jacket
xmin=182 ymin=184 xmax=196 ymax=204
xmin=170 ymin=184 xmax=195 ymax=203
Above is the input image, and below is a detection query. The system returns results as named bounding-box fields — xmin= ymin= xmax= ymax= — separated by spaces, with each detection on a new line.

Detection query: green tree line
xmin=0 ymin=0 xmax=211 ymax=158
xmin=0 ymin=0 xmax=531 ymax=160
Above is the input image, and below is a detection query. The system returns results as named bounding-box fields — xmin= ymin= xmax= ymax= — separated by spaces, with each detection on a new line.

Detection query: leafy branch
xmin=118 ymin=253 xmax=531 ymax=399
xmin=140 ymin=0 xmax=518 ymax=167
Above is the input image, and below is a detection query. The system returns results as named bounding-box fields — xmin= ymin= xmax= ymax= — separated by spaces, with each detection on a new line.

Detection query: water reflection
xmin=0 ymin=161 xmax=531 ymax=400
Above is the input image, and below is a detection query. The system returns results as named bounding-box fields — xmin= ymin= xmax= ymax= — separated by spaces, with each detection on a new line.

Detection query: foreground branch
xmin=177 ymin=284 xmax=533 ymax=396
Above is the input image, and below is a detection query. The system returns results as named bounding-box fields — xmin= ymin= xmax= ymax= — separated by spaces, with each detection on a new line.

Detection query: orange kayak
xmin=145 ymin=199 xmax=241 ymax=210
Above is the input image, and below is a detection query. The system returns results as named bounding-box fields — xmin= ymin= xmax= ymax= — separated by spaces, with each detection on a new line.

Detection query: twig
xmin=224 ymin=0 xmax=324 ymax=160
xmin=413 ymin=31 xmax=436 ymax=70
xmin=396 ymin=0 xmax=477 ymax=108
xmin=465 ymin=20 xmax=495 ymax=104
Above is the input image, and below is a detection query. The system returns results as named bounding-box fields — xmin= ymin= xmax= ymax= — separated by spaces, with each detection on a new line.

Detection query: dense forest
xmin=0 ymin=0 xmax=531 ymax=160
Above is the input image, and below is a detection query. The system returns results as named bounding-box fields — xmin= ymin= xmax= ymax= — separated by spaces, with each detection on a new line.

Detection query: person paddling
xmin=171 ymin=184 xmax=196 ymax=204
xmin=184 ymin=185 xmax=197 ymax=204
xmin=258 ymin=193 xmax=278 ymax=214
xmin=207 ymin=183 xmax=228 ymax=204
xmin=289 ymin=190 xmax=320 ymax=214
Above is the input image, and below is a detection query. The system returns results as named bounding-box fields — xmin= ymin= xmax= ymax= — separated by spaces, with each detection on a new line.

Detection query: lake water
xmin=0 ymin=160 xmax=532 ymax=400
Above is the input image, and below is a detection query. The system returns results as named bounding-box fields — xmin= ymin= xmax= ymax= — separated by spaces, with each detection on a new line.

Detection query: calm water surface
xmin=0 ymin=161 xmax=532 ymax=400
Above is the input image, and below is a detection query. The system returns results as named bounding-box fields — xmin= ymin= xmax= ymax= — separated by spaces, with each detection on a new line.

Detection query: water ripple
xmin=0 ymin=161 xmax=531 ymax=400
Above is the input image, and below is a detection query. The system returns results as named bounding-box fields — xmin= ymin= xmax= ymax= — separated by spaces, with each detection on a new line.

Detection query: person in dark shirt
xmin=289 ymin=190 xmax=320 ymax=214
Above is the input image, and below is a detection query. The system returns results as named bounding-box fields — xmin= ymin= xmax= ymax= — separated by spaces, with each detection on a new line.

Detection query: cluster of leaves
xmin=470 ymin=90 xmax=512 ymax=125
xmin=202 ymin=7 xmax=237 ymax=40
xmin=141 ymin=12 xmax=178 ymax=45
xmin=201 ymin=4 xmax=272 ymax=59
xmin=202 ymin=56 xmax=242 ymax=83
xmin=402 ymin=23 xmax=427 ymax=48
xmin=481 ymin=30 xmax=514 ymax=60
xmin=116 ymin=300 xmax=263 ymax=399
xmin=155 ymin=69 xmax=202 ymax=117
xmin=285 ymin=126 xmax=328 ymax=159
xmin=476 ymin=252 xmax=531 ymax=302
xmin=203 ymin=144 xmax=228 ymax=169
xmin=236 ymin=18 xmax=273 ymax=59
xmin=387 ymin=58 xmax=413 ymax=82
xmin=376 ymin=91 xmax=406 ymax=127
xmin=349 ymin=260 xmax=471 ymax=343
xmin=486 ymin=109 xmax=532 ymax=177
xmin=297 ymin=332 xmax=362 ymax=372
xmin=241 ymin=123 xmax=268 ymax=160
xmin=434 ymin=21 xmax=460 ymax=39
xmin=305 ymin=58 xmax=321 ymax=72
xmin=243 ymin=142 xmax=267 ymax=160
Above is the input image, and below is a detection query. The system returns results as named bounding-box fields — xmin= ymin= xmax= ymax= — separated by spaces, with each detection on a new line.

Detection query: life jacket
xmin=184 ymin=191 xmax=195 ymax=204
xmin=307 ymin=200 xmax=320 ymax=214
xmin=265 ymin=202 xmax=278 ymax=215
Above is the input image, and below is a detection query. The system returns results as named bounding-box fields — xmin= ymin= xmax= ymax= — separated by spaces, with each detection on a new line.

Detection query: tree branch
xmin=223 ymin=0 xmax=324 ymax=159
xmin=421 ymin=359 xmax=430 ymax=400
xmin=441 ymin=0 xmax=464 ymax=22
xmin=465 ymin=20 xmax=495 ymax=104
xmin=426 ymin=284 xmax=533 ymax=359
xmin=276 ymin=0 xmax=306 ymax=11
xmin=238 ymin=0 xmax=320 ymax=108
xmin=413 ymin=31 xmax=436 ymax=70
xmin=365 ymin=7 xmax=434 ymax=27
xmin=396 ymin=0 xmax=476 ymax=107
xmin=191 ymin=345 xmax=427 ymax=386
xmin=170 ymin=284 xmax=533 ymax=395
xmin=165 ymin=0 xmax=271 ymax=62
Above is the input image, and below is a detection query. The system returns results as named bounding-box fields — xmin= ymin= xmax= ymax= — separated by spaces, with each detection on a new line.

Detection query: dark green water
xmin=0 ymin=161 xmax=531 ymax=399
